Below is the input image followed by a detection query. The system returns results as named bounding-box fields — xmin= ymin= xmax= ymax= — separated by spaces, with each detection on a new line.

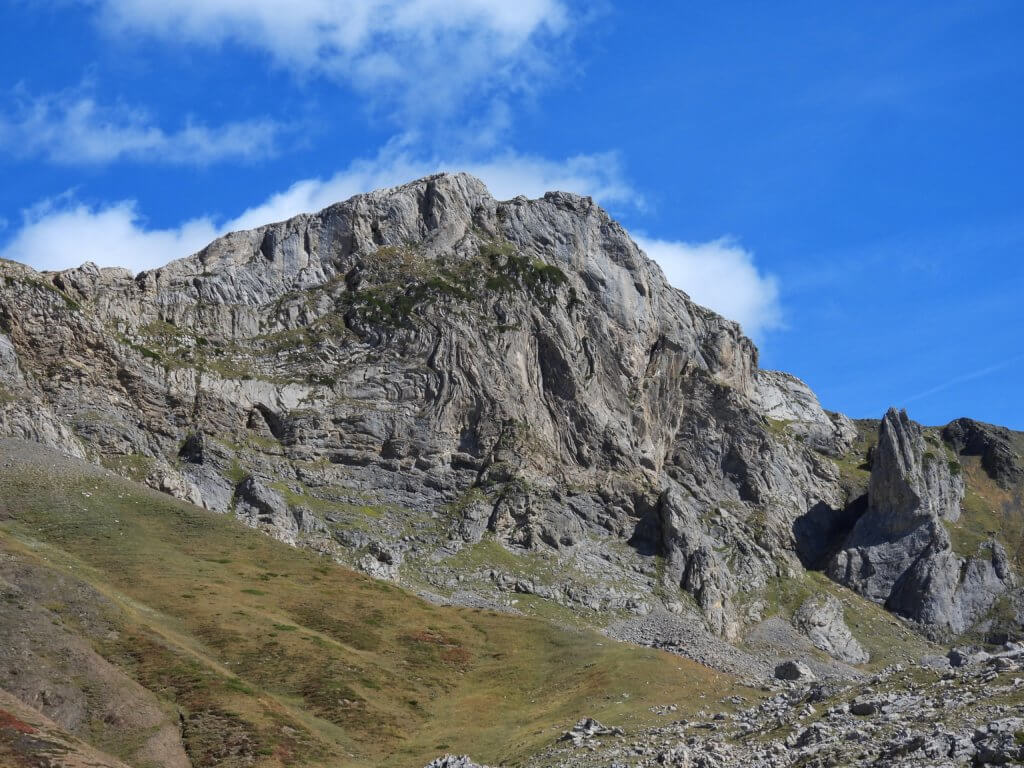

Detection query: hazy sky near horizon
xmin=1 ymin=1 xmax=1021 ymax=428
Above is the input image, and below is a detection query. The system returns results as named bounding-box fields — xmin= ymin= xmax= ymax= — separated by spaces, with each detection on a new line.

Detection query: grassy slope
xmin=0 ymin=441 xmax=748 ymax=768
xmin=948 ymin=430 xmax=1024 ymax=565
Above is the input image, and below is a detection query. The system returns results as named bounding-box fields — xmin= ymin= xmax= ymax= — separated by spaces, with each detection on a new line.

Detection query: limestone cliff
xmin=0 ymin=173 xmax=1018 ymax=643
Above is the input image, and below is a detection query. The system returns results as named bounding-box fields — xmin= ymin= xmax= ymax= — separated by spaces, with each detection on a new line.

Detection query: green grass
xmin=270 ymin=482 xmax=389 ymax=522
xmin=0 ymin=450 xmax=749 ymax=767
xmin=99 ymin=453 xmax=156 ymax=484
xmin=438 ymin=535 xmax=599 ymax=594
xmin=764 ymin=418 xmax=793 ymax=439
xmin=946 ymin=455 xmax=1024 ymax=566
xmin=829 ymin=419 xmax=878 ymax=490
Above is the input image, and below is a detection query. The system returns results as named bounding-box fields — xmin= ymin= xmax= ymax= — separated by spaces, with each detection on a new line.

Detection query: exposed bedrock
xmin=0 ymin=173 xmax=1017 ymax=642
xmin=828 ymin=408 xmax=1012 ymax=636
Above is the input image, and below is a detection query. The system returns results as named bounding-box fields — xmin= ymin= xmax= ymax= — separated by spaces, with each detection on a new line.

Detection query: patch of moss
xmin=478 ymin=241 xmax=570 ymax=304
xmin=765 ymin=418 xmax=793 ymax=438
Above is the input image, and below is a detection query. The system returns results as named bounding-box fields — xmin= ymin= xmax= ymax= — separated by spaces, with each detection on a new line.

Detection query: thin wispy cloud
xmin=904 ymin=353 xmax=1024 ymax=405
xmin=0 ymin=87 xmax=284 ymax=166
xmin=68 ymin=0 xmax=576 ymax=121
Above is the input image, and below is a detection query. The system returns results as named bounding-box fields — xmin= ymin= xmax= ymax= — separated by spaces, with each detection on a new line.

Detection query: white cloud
xmin=1 ymin=144 xmax=639 ymax=272
xmin=74 ymin=0 xmax=573 ymax=120
xmin=0 ymin=88 xmax=282 ymax=165
xmin=228 ymin=140 xmax=641 ymax=231
xmin=0 ymin=198 xmax=218 ymax=272
xmin=635 ymin=236 xmax=783 ymax=339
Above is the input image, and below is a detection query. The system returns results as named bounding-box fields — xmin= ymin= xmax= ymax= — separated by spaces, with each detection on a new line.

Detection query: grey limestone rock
xmin=233 ymin=476 xmax=303 ymax=545
xmin=561 ymin=718 xmax=624 ymax=746
xmin=792 ymin=594 xmax=869 ymax=664
xmin=750 ymin=370 xmax=857 ymax=457
xmin=774 ymin=660 xmax=815 ymax=681
xmin=972 ymin=717 xmax=1024 ymax=766
xmin=828 ymin=408 xmax=1011 ymax=636
xmin=357 ymin=540 xmax=404 ymax=581
xmin=423 ymin=757 xmax=490 ymax=768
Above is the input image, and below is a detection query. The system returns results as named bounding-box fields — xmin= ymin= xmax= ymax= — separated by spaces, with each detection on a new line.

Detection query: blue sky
xmin=1 ymin=1 xmax=1021 ymax=428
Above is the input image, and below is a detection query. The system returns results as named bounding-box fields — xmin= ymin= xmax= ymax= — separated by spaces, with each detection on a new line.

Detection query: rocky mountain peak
xmin=0 ymin=174 xmax=1020 ymax=652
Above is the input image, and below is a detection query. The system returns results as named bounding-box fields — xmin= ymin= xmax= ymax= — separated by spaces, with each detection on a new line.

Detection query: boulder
xmin=357 ymin=541 xmax=404 ymax=581
xmin=972 ymin=717 xmax=1024 ymax=766
xmin=560 ymin=717 xmax=623 ymax=746
xmin=792 ymin=594 xmax=869 ymax=664
xmin=774 ymin=660 xmax=815 ymax=681
xmin=423 ymin=757 xmax=490 ymax=768
xmin=233 ymin=477 xmax=300 ymax=544
xmin=948 ymin=647 xmax=991 ymax=668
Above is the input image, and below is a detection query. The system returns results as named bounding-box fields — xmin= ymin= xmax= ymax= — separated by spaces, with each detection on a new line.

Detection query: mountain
xmin=1 ymin=173 xmax=1022 ymax=767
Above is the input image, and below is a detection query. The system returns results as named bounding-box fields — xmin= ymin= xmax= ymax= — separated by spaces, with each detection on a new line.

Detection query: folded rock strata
xmin=0 ymin=173 xmax=1018 ymax=645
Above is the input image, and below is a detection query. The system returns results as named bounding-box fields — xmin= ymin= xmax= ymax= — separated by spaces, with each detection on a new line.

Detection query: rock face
xmin=942 ymin=417 xmax=1023 ymax=489
xmin=828 ymin=409 xmax=1012 ymax=636
xmin=0 ymin=173 xmax=1017 ymax=643
xmin=750 ymin=370 xmax=857 ymax=457
xmin=792 ymin=594 xmax=869 ymax=664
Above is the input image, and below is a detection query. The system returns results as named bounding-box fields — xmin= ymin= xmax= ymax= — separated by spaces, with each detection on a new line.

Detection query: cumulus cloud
xmin=635 ymin=236 xmax=783 ymax=338
xmin=0 ymin=197 xmax=218 ymax=272
xmin=71 ymin=0 xmax=574 ymax=120
xmin=0 ymin=88 xmax=282 ymax=165
xmin=1 ymin=145 xmax=639 ymax=272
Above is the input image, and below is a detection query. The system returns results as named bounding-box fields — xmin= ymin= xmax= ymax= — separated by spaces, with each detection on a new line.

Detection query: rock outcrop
xmin=828 ymin=409 xmax=1012 ymax=636
xmin=424 ymin=757 xmax=490 ymax=768
xmin=750 ymin=370 xmax=857 ymax=457
xmin=538 ymin=649 xmax=1024 ymax=768
xmin=942 ymin=417 xmax=1022 ymax=489
xmin=792 ymin=594 xmax=869 ymax=664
